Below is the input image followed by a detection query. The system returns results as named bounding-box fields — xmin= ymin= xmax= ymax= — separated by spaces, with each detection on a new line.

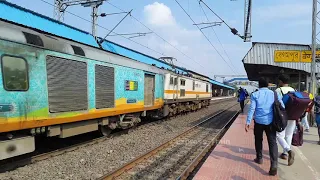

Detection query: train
xmin=0 ymin=20 xmax=216 ymax=160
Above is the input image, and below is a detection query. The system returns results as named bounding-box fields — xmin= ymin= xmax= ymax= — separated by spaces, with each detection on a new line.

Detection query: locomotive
xmin=0 ymin=20 xmax=213 ymax=160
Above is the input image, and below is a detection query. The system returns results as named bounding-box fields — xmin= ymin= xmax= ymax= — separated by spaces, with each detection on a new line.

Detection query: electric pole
xmin=311 ymin=0 xmax=318 ymax=95
xmin=54 ymin=0 xmax=106 ymax=37
xmin=54 ymin=0 xmax=64 ymax=21
xmin=243 ymin=0 xmax=252 ymax=42
xmin=81 ymin=0 xmax=104 ymax=38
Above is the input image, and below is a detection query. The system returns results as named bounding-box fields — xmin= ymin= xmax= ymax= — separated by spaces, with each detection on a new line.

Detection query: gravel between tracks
xmin=0 ymin=98 xmax=237 ymax=180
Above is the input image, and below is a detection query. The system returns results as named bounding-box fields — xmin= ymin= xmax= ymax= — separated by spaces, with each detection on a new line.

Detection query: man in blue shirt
xmin=245 ymin=77 xmax=284 ymax=176
xmin=238 ymin=87 xmax=246 ymax=113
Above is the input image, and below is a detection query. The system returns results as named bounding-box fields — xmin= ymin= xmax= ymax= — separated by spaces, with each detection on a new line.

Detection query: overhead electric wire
xmin=99 ymin=9 xmax=132 ymax=43
xmin=199 ymin=3 xmax=239 ymax=73
xmin=40 ymin=0 xmax=201 ymax=71
xmin=39 ymin=0 xmax=166 ymax=57
xmin=199 ymin=0 xmax=243 ymax=39
xmin=174 ymin=0 xmax=237 ymax=74
xmin=106 ymin=1 xmax=209 ymax=70
xmin=199 ymin=0 xmax=232 ymax=29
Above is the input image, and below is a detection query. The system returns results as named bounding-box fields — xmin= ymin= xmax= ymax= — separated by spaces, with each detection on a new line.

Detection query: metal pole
xmin=311 ymin=0 xmax=317 ymax=96
xmin=92 ymin=5 xmax=98 ymax=37
xmin=243 ymin=0 xmax=246 ymax=41
xmin=54 ymin=0 xmax=63 ymax=22
xmin=298 ymin=71 xmax=301 ymax=91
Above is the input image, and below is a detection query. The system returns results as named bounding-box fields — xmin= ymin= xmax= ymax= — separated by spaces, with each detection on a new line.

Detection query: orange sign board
xmin=301 ymin=51 xmax=320 ymax=63
xmin=274 ymin=50 xmax=300 ymax=62
xmin=274 ymin=50 xmax=320 ymax=63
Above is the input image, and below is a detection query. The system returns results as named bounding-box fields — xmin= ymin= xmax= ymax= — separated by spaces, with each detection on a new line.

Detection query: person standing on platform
xmin=275 ymin=74 xmax=296 ymax=166
xmin=245 ymin=77 xmax=282 ymax=176
xmin=238 ymin=87 xmax=246 ymax=113
xmin=314 ymin=88 xmax=320 ymax=145
xmin=237 ymin=87 xmax=242 ymax=98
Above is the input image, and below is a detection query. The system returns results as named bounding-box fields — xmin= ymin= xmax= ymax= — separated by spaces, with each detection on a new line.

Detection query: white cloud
xmin=143 ymin=2 xmax=202 ymax=69
xmin=142 ymin=2 xmax=244 ymax=77
xmin=256 ymin=3 xmax=311 ymax=21
xmin=143 ymin=2 xmax=176 ymax=27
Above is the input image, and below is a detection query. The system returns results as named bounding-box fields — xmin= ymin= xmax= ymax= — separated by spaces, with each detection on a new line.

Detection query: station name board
xmin=274 ymin=50 xmax=320 ymax=63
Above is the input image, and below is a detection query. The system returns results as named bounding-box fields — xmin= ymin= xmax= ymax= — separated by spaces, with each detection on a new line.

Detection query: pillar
xmin=298 ymin=71 xmax=301 ymax=91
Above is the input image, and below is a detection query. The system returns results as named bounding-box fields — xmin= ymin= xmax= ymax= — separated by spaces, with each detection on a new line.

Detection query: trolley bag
xmin=282 ymin=91 xmax=311 ymax=121
xmin=292 ymin=124 xmax=303 ymax=146
xmin=272 ymin=91 xmax=288 ymax=132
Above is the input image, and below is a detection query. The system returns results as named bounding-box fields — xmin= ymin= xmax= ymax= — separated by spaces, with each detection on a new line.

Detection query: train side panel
xmin=164 ymin=73 xmax=212 ymax=102
xmin=0 ymin=39 xmax=164 ymax=134
xmin=0 ymin=39 xmax=49 ymax=127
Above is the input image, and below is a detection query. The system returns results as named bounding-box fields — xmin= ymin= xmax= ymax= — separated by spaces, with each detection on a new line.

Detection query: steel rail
xmin=99 ymin=103 xmax=239 ymax=180
xmin=177 ymin=101 xmax=248 ymax=180
xmin=176 ymin=110 xmax=240 ymax=179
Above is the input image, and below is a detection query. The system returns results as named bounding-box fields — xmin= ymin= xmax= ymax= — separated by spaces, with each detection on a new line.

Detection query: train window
xmin=180 ymin=79 xmax=185 ymax=86
xmin=22 ymin=32 xmax=44 ymax=47
xmin=193 ymin=81 xmax=195 ymax=90
xmin=174 ymin=78 xmax=178 ymax=85
xmin=71 ymin=45 xmax=85 ymax=56
xmin=170 ymin=77 xmax=174 ymax=85
xmin=2 ymin=56 xmax=28 ymax=91
xmin=206 ymin=84 xmax=209 ymax=92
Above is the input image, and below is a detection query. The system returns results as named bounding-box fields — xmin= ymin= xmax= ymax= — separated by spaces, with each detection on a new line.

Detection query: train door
xmin=144 ymin=74 xmax=155 ymax=106
xmin=168 ymin=75 xmax=178 ymax=100
xmin=172 ymin=76 xmax=178 ymax=100
xmin=170 ymin=76 xmax=179 ymax=100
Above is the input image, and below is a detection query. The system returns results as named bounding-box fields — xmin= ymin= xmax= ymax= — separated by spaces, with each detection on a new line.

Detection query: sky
xmin=6 ymin=0 xmax=313 ymax=81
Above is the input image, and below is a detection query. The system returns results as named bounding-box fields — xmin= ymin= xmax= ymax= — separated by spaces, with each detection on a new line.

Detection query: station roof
xmin=242 ymin=42 xmax=320 ymax=81
xmin=210 ymin=80 xmax=235 ymax=90
xmin=226 ymin=78 xmax=249 ymax=83
xmin=187 ymin=70 xmax=210 ymax=79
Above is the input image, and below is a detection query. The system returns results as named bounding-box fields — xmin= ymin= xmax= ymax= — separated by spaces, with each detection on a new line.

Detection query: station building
xmin=243 ymin=42 xmax=320 ymax=91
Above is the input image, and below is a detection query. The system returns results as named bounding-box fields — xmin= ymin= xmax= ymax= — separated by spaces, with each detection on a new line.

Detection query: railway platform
xmin=194 ymin=105 xmax=320 ymax=180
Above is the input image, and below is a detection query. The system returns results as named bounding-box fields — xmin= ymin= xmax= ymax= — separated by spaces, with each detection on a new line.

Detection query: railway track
xmin=0 ymin=98 xmax=236 ymax=173
xmin=99 ymin=103 xmax=240 ymax=180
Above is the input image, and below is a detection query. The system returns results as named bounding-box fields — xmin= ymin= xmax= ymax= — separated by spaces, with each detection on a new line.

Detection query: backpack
xmin=281 ymin=89 xmax=311 ymax=121
xmin=272 ymin=91 xmax=288 ymax=132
